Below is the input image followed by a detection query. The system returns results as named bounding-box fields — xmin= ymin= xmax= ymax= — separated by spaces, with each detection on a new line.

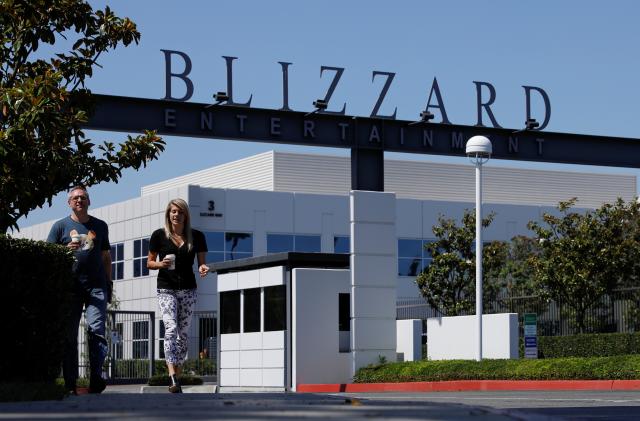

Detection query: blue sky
xmin=17 ymin=0 xmax=640 ymax=228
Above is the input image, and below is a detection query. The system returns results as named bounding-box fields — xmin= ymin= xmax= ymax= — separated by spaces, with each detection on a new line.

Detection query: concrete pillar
xmin=350 ymin=190 xmax=397 ymax=374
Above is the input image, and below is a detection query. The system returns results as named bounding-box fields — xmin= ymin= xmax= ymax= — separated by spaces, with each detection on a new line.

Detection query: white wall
xmin=396 ymin=319 xmax=422 ymax=362
xmin=218 ymin=266 xmax=287 ymax=391
xmin=292 ymin=268 xmax=351 ymax=389
xmin=427 ymin=313 xmax=519 ymax=360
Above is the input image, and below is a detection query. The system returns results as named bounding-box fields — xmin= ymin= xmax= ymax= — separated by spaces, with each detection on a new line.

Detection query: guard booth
xmin=209 ymin=252 xmax=351 ymax=392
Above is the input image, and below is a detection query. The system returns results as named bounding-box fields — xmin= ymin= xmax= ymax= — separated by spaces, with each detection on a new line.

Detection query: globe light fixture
xmin=466 ymin=135 xmax=492 ymax=362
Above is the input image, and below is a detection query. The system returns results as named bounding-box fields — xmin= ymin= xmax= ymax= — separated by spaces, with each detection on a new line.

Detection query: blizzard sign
xmin=161 ymin=50 xmax=551 ymax=131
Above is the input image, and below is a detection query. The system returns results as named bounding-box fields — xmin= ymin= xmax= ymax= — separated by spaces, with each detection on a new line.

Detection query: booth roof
xmin=207 ymin=252 xmax=350 ymax=275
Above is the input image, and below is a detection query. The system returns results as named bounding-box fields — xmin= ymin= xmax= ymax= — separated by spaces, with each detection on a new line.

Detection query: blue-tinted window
xmin=267 ymin=233 xmax=321 ymax=254
xmin=334 ymin=236 xmax=350 ymax=254
xmin=110 ymin=242 xmax=125 ymax=280
xmin=398 ymin=257 xmax=422 ymax=277
xmin=204 ymin=232 xmax=224 ymax=252
xmin=133 ymin=238 xmax=150 ymax=278
xmin=294 ymin=235 xmax=321 ymax=252
xmin=267 ymin=234 xmax=294 ymax=253
xmin=398 ymin=239 xmax=422 ymax=259
xmin=204 ymin=231 xmax=252 ymax=262
xmin=398 ymin=239 xmax=435 ymax=277
xmin=226 ymin=232 xmax=252 ymax=253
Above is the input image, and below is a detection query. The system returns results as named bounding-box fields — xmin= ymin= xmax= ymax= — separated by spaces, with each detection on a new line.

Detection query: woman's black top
xmin=149 ymin=228 xmax=208 ymax=290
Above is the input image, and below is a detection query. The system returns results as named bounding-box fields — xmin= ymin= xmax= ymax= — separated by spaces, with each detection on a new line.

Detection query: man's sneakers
xmin=89 ymin=375 xmax=106 ymax=394
xmin=65 ymin=385 xmax=78 ymax=396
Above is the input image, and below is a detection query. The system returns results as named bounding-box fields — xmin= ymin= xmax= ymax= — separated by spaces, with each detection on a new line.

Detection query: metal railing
xmin=79 ymin=310 xmax=155 ymax=383
xmin=397 ymin=288 xmax=640 ymax=336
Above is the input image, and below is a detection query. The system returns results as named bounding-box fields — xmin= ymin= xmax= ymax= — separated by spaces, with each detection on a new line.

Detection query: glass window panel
xmin=142 ymin=238 xmax=149 ymax=255
xmin=267 ymin=234 xmax=293 ymax=254
xmin=243 ymin=288 xmax=261 ymax=333
xmin=294 ymin=235 xmax=321 ymax=253
xmin=204 ymin=232 xmax=224 ymax=251
xmin=226 ymin=232 xmax=253 ymax=253
xmin=133 ymin=321 xmax=148 ymax=340
xmin=110 ymin=245 xmax=116 ymax=261
xmin=339 ymin=293 xmax=350 ymax=331
xmin=142 ymin=264 xmax=149 ymax=276
xmin=206 ymin=252 xmax=225 ymax=264
xmin=422 ymin=241 xmax=434 ymax=259
xmin=423 ymin=258 xmax=433 ymax=269
xmin=220 ymin=291 xmax=240 ymax=334
xmin=116 ymin=262 xmax=124 ymax=280
xmin=117 ymin=243 xmax=124 ymax=260
xmin=398 ymin=257 xmax=421 ymax=277
xmin=398 ymin=239 xmax=422 ymax=258
xmin=334 ymin=236 xmax=350 ymax=254
xmin=226 ymin=252 xmax=252 ymax=261
xmin=198 ymin=317 xmax=215 ymax=358
xmin=134 ymin=239 xmax=141 ymax=258
xmin=133 ymin=259 xmax=140 ymax=278
xmin=264 ymin=285 xmax=286 ymax=331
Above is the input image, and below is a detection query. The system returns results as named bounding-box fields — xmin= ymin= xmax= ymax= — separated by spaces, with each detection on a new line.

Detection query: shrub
xmin=0 ymin=235 xmax=74 ymax=383
xmin=147 ymin=374 xmax=203 ymax=386
xmin=154 ymin=358 xmax=216 ymax=376
xmin=538 ymin=333 xmax=640 ymax=358
xmin=0 ymin=382 xmax=66 ymax=402
xmin=354 ymin=355 xmax=640 ymax=383
xmin=113 ymin=359 xmax=154 ymax=379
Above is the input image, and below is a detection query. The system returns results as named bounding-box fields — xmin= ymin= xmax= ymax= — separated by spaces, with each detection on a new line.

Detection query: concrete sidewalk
xmin=4 ymin=386 xmax=640 ymax=420
xmin=0 ymin=391 xmax=546 ymax=421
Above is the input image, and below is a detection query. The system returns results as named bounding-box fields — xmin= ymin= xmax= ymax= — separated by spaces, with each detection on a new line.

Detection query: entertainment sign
xmin=86 ymin=51 xmax=640 ymax=191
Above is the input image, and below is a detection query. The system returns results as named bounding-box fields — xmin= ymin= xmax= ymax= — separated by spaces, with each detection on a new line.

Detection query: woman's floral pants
xmin=157 ymin=288 xmax=197 ymax=365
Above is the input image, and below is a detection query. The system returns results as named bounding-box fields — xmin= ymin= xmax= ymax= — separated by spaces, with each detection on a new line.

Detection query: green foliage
xmin=528 ymin=198 xmax=640 ymax=333
xmin=114 ymin=359 xmax=154 ymax=379
xmin=0 ymin=381 xmax=66 ymax=402
xmin=489 ymin=235 xmax=540 ymax=296
xmin=147 ymin=374 xmax=204 ymax=386
xmin=0 ymin=235 xmax=74 ymax=382
xmin=353 ymin=355 xmax=640 ymax=383
xmin=154 ymin=358 xmax=217 ymax=376
xmin=537 ymin=333 xmax=640 ymax=358
xmin=0 ymin=0 xmax=165 ymax=231
xmin=415 ymin=210 xmax=505 ymax=316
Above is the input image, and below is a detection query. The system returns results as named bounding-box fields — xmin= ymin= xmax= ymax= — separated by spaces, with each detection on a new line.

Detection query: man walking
xmin=47 ymin=186 xmax=112 ymax=394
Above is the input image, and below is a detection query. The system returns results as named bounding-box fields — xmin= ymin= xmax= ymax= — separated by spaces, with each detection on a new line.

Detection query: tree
xmin=0 ymin=0 xmax=165 ymax=232
xmin=490 ymin=235 xmax=540 ymax=296
xmin=415 ymin=210 xmax=505 ymax=316
xmin=527 ymin=198 xmax=640 ymax=333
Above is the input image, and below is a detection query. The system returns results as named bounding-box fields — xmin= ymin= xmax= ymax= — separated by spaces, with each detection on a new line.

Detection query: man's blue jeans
xmin=64 ymin=285 xmax=108 ymax=388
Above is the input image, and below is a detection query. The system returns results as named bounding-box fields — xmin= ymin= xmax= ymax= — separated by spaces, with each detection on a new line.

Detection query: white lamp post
xmin=466 ymin=135 xmax=492 ymax=362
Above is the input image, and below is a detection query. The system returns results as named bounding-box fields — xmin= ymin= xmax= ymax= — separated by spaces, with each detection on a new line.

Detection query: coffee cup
xmin=71 ymin=234 xmax=81 ymax=244
xmin=165 ymin=254 xmax=176 ymax=270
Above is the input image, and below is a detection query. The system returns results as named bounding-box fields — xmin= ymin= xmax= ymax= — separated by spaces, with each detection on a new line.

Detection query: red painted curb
xmin=297 ymin=380 xmax=640 ymax=393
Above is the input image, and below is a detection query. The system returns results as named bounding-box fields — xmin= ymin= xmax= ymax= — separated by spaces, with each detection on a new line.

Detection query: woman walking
xmin=148 ymin=199 xmax=209 ymax=393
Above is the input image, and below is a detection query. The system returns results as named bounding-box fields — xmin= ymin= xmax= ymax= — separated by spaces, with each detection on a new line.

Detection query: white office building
xmin=16 ymin=151 xmax=638 ymax=363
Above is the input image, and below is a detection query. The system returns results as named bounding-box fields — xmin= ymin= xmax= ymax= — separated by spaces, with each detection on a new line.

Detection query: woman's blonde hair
xmin=164 ymin=198 xmax=193 ymax=251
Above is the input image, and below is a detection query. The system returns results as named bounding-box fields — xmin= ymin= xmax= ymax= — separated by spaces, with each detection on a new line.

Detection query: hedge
xmin=147 ymin=374 xmax=204 ymax=386
xmin=0 ymin=235 xmax=74 ymax=383
xmin=354 ymin=355 xmax=640 ymax=383
xmin=537 ymin=333 xmax=640 ymax=358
